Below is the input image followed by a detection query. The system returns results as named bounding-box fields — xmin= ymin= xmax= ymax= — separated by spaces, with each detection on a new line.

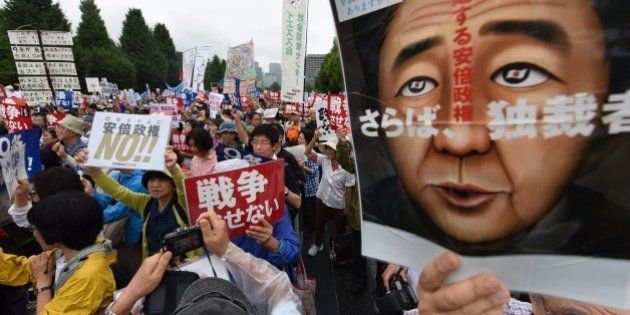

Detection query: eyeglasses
xmin=251 ymin=140 xmax=271 ymax=147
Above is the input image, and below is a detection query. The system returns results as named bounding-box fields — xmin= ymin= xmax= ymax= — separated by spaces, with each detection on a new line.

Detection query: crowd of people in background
xmin=0 ymin=89 xmax=626 ymax=314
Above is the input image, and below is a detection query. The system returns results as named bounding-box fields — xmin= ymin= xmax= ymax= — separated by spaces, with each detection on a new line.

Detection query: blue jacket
xmin=231 ymin=206 xmax=300 ymax=267
xmin=94 ymin=170 xmax=146 ymax=243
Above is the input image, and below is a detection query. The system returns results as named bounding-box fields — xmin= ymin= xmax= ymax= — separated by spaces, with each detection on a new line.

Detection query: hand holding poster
xmin=184 ymin=159 xmax=285 ymax=237
xmin=85 ymin=112 xmax=171 ymax=171
xmin=331 ymin=0 xmax=630 ymax=309
xmin=0 ymin=128 xmax=42 ymax=200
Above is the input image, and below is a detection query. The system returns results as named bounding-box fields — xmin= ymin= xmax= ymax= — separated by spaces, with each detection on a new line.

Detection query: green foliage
xmin=315 ymin=39 xmax=344 ymax=94
xmin=0 ymin=0 xmax=71 ymax=84
xmin=74 ymin=0 xmax=136 ymax=90
xmin=120 ymin=8 xmax=167 ymax=90
xmin=204 ymin=54 xmax=226 ymax=90
xmin=153 ymin=23 xmax=179 ymax=86
xmin=269 ymin=82 xmax=281 ymax=92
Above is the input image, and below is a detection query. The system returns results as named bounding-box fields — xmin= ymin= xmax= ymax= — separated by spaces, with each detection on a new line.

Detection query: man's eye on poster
xmin=330 ymin=0 xmax=630 ymax=308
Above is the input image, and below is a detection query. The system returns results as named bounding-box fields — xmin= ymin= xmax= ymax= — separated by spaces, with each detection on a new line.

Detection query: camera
xmin=374 ymin=274 xmax=418 ymax=314
xmin=161 ymin=226 xmax=203 ymax=257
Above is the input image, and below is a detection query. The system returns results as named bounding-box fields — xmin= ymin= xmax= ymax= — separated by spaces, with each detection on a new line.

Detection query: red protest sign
xmin=0 ymin=97 xmax=32 ymax=132
xmin=46 ymin=112 xmax=66 ymax=127
xmin=184 ymin=159 xmax=285 ymax=238
xmin=0 ymin=227 xmax=7 ymax=238
xmin=327 ymin=94 xmax=350 ymax=131
xmin=171 ymin=129 xmax=191 ymax=154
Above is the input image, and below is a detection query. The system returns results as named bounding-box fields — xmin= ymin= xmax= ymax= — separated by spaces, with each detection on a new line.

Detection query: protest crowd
xmin=0 ymin=0 xmax=629 ymax=314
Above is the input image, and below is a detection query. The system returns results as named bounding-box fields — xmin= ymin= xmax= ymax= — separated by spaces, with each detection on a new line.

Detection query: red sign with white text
xmin=0 ymin=97 xmax=32 ymax=132
xmin=184 ymin=159 xmax=285 ymax=237
xmin=171 ymin=129 xmax=191 ymax=154
xmin=327 ymin=94 xmax=349 ymax=131
xmin=46 ymin=112 xmax=66 ymax=127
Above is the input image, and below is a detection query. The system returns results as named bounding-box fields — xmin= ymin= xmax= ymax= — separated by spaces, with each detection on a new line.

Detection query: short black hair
xmin=247 ymin=111 xmax=261 ymax=121
xmin=186 ymin=119 xmax=203 ymax=129
xmin=301 ymin=128 xmax=315 ymax=144
xmin=44 ymin=128 xmax=57 ymax=139
xmin=28 ymin=191 xmax=103 ymax=250
xmin=33 ymin=166 xmax=83 ymax=200
xmin=251 ymin=124 xmax=280 ymax=146
xmin=269 ymin=123 xmax=285 ymax=142
xmin=186 ymin=127 xmax=214 ymax=153
xmin=39 ymin=149 xmax=62 ymax=170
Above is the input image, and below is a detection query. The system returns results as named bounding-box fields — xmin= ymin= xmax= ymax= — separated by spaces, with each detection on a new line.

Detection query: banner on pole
xmin=281 ymin=0 xmax=309 ymax=103
xmin=184 ymin=159 xmax=285 ymax=237
xmin=40 ymin=31 xmax=73 ymax=46
xmin=182 ymin=48 xmax=197 ymax=90
xmin=42 ymin=47 xmax=74 ymax=61
xmin=224 ymin=40 xmax=256 ymax=80
xmin=46 ymin=62 xmax=77 ymax=76
xmin=192 ymin=46 xmax=212 ymax=92
xmin=85 ymin=112 xmax=172 ymax=171
xmin=22 ymin=91 xmax=53 ymax=106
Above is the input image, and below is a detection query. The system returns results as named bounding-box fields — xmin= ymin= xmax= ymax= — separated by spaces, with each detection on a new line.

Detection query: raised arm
xmin=233 ymin=110 xmax=250 ymax=146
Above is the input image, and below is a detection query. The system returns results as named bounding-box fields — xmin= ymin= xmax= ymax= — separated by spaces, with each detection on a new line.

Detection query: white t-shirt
xmin=310 ymin=152 xmax=355 ymax=209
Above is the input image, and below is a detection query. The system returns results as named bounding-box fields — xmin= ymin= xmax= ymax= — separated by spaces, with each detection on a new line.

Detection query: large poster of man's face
xmin=330 ymin=0 xmax=630 ymax=308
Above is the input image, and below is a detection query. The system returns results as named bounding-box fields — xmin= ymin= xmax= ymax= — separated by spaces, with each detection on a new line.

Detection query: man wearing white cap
xmin=52 ymin=115 xmax=87 ymax=164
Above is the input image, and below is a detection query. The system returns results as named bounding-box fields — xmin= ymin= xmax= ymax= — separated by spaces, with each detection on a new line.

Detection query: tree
xmin=269 ymin=82 xmax=281 ymax=92
xmin=120 ymin=9 xmax=167 ymax=90
xmin=153 ymin=23 xmax=180 ymax=86
xmin=74 ymin=0 xmax=136 ymax=89
xmin=204 ymin=55 xmax=226 ymax=90
xmin=305 ymin=82 xmax=314 ymax=93
xmin=0 ymin=0 xmax=71 ymax=84
xmin=315 ymin=39 xmax=344 ymax=94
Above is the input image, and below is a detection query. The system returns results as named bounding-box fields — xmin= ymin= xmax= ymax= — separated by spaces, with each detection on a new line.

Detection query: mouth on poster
xmin=184 ymin=159 xmax=285 ymax=237
xmin=85 ymin=112 xmax=172 ymax=171
xmin=0 ymin=128 xmax=42 ymax=200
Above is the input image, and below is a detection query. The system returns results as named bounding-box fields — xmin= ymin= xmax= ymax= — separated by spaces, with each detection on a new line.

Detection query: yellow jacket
xmin=93 ymin=166 xmax=191 ymax=259
xmin=0 ymin=245 xmax=116 ymax=314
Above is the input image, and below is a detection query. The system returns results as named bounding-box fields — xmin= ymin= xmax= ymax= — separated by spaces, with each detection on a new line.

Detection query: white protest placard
xmin=334 ymin=0 xmax=403 ymax=22
xmin=85 ymin=77 xmax=101 ymax=93
xmin=15 ymin=61 xmax=46 ymax=75
xmin=85 ymin=113 xmax=172 ymax=171
xmin=208 ymin=92 xmax=224 ymax=118
xmin=51 ymin=76 xmax=80 ymax=90
xmin=21 ymin=91 xmax=53 ymax=106
xmin=11 ymin=46 xmax=43 ymax=60
xmin=40 ymin=31 xmax=73 ymax=46
xmin=18 ymin=76 xmax=50 ymax=90
xmin=43 ymin=47 xmax=74 ymax=61
xmin=46 ymin=62 xmax=77 ymax=76
xmin=315 ymin=99 xmax=335 ymax=140
xmin=285 ymin=144 xmax=306 ymax=162
xmin=192 ymin=46 xmax=211 ymax=92
xmin=7 ymin=30 xmax=40 ymax=45
xmin=263 ymin=108 xmax=279 ymax=119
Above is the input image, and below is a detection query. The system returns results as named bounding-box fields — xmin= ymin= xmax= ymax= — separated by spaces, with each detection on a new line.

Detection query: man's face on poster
xmin=378 ymin=0 xmax=609 ymax=242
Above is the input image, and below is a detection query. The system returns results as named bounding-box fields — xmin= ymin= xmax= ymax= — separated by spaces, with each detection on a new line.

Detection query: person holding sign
xmin=304 ymin=130 xmax=356 ymax=257
xmin=76 ymin=148 xmax=192 ymax=259
xmin=0 ymin=192 xmax=116 ymax=314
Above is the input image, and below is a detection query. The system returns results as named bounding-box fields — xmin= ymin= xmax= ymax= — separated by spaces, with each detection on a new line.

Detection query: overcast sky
xmin=33 ymin=0 xmax=336 ymax=73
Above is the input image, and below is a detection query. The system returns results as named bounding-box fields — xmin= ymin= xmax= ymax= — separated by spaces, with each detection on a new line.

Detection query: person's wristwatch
xmin=35 ymin=286 xmax=51 ymax=295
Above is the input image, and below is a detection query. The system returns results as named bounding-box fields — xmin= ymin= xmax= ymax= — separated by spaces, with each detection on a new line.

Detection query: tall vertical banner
xmin=0 ymin=128 xmax=42 ymax=200
xmin=192 ymin=46 xmax=212 ymax=92
xmin=330 ymin=0 xmax=630 ymax=309
xmin=182 ymin=48 xmax=197 ymax=90
xmin=281 ymin=0 xmax=308 ymax=103
xmin=85 ymin=112 xmax=172 ymax=171
xmin=224 ymin=40 xmax=256 ymax=80
xmin=184 ymin=159 xmax=285 ymax=237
